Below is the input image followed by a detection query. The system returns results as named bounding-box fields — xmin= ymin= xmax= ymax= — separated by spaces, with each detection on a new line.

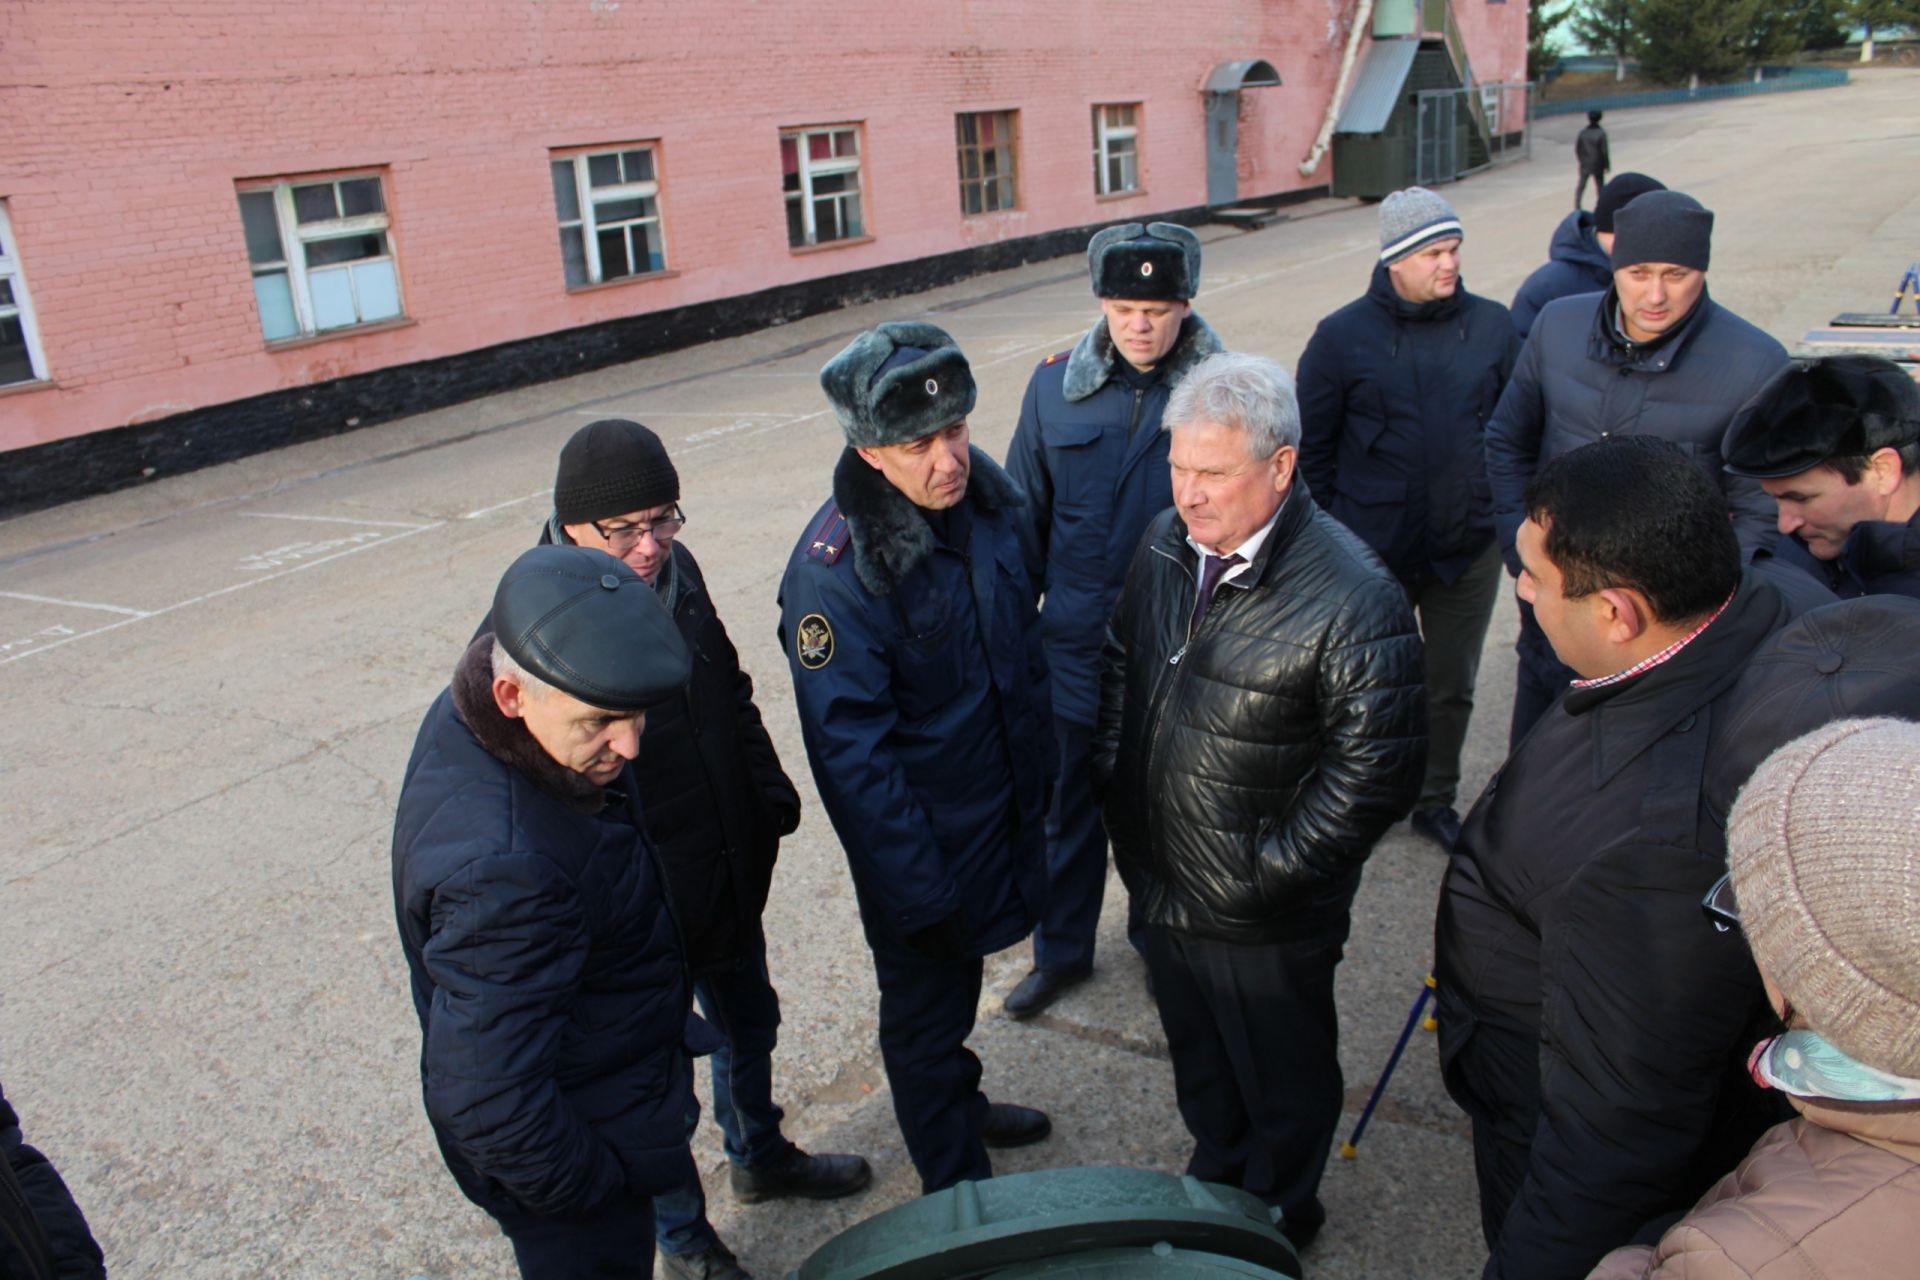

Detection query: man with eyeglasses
xmin=500 ymin=418 xmax=871 ymax=1280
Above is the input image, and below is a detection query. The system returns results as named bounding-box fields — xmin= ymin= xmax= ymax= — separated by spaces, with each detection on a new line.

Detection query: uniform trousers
xmin=872 ymin=946 xmax=993 ymax=1194
xmin=1033 ymin=719 xmax=1143 ymax=974
xmin=654 ymin=928 xmax=794 ymax=1257
xmin=1142 ymin=899 xmax=1354 ymax=1239
xmin=498 ymin=1194 xmax=656 ymax=1279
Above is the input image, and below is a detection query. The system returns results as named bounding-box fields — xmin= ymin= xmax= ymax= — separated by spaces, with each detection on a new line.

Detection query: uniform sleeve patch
xmin=795 ymin=613 xmax=835 ymax=670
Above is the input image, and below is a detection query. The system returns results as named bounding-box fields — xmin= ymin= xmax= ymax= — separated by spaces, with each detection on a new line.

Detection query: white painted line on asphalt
xmin=0 ymin=591 xmax=153 ymax=617
xmin=464 ymin=490 xmax=552 ymax=520
xmin=0 ymin=521 xmax=445 ymax=667
xmin=238 ymin=512 xmax=435 ymax=529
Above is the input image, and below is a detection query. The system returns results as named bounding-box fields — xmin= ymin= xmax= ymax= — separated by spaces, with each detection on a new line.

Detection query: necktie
xmin=1189 ymin=552 xmax=1244 ymax=641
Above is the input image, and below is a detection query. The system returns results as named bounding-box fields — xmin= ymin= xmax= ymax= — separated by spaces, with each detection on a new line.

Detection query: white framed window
xmin=782 ymin=126 xmax=864 ymax=248
xmin=550 ymin=146 xmax=667 ymax=288
xmin=956 ymin=111 xmax=1020 ymax=215
xmin=1093 ymin=104 xmax=1141 ymax=196
xmin=236 ymin=173 xmax=404 ymax=343
xmin=0 ymin=203 xmax=47 ymax=387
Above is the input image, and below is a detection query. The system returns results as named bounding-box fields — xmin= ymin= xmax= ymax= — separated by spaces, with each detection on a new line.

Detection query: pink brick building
xmin=0 ymin=0 xmax=1525 ymax=512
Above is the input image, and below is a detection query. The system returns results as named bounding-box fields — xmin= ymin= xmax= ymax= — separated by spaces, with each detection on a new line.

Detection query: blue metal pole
xmin=1340 ymin=974 xmax=1437 ymax=1159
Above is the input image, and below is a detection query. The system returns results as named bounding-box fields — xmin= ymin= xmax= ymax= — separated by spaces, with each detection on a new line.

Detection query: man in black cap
xmin=1574 ymin=110 xmax=1609 ymax=209
xmin=1723 ymin=356 xmax=1920 ymax=600
xmin=520 ymin=420 xmax=870 ymax=1280
xmin=1510 ymin=172 xmax=1665 ymax=339
xmin=1487 ymin=189 xmax=1787 ymax=743
xmin=1001 ymin=222 xmax=1222 ymax=1018
xmin=778 ymin=321 xmax=1055 ymax=1194
xmin=395 ymin=545 xmax=698 ymax=1279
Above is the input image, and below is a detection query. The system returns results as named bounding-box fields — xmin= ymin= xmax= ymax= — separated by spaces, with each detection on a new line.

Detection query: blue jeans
xmin=653 ymin=930 xmax=794 ymax=1256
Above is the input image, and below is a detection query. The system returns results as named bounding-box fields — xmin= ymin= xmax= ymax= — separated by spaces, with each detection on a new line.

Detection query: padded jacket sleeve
xmin=420 ymin=850 xmax=628 ymax=1219
xmin=1486 ymin=330 xmax=1548 ymax=573
xmin=1295 ymin=322 xmax=1346 ymax=503
xmin=1259 ymin=575 xmax=1426 ymax=895
xmin=0 ymin=1084 xmax=105 ymax=1280
xmin=1485 ymin=841 xmax=1770 ymax=1280
xmin=1004 ymin=372 xmax=1054 ymax=593
xmin=780 ymin=567 xmax=958 ymax=937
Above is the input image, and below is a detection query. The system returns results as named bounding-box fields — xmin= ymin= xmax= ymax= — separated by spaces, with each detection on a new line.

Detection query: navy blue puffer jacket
xmin=1508 ymin=211 xmax=1611 ymax=339
xmin=392 ymin=640 xmax=700 ymax=1221
xmin=1297 ymin=265 xmax=1518 ymax=588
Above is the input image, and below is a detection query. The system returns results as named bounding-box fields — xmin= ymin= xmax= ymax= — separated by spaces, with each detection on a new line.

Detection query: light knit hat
xmin=1727 ymin=717 xmax=1920 ymax=1078
xmin=1378 ymin=187 xmax=1463 ymax=264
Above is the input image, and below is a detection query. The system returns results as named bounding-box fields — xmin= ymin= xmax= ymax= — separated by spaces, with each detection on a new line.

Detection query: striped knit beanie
xmin=1379 ymin=187 xmax=1463 ymax=265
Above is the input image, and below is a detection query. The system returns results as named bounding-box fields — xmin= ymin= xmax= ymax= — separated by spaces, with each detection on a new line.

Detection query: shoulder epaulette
xmin=1041 ymin=349 xmax=1071 ymax=367
xmin=805 ymin=504 xmax=851 ymax=565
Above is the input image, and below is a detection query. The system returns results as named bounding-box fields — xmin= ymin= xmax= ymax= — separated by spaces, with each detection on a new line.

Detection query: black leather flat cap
xmin=1723 ymin=355 xmax=1920 ymax=479
xmin=491 ymin=545 xmax=689 ymax=710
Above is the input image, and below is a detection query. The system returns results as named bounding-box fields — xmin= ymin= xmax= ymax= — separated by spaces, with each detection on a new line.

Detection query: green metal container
xmin=786 ymin=1166 xmax=1303 ymax=1280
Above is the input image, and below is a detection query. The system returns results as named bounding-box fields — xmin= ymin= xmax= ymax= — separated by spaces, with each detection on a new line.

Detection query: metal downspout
xmin=1299 ymin=0 xmax=1375 ymax=177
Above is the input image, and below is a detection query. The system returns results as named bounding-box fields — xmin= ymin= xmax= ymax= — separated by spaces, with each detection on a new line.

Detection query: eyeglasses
xmin=1701 ymin=872 xmax=1741 ymax=934
xmin=592 ymin=507 xmax=686 ymax=551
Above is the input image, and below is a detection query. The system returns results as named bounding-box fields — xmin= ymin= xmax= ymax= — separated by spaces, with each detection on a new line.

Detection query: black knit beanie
xmin=553 ymin=419 xmax=680 ymax=525
xmin=1610 ymin=190 xmax=1713 ymax=272
xmin=1593 ymin=172 xmax=1666 ymax=234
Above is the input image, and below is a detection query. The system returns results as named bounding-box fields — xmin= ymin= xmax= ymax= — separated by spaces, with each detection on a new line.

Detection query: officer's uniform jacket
xmin=1005 ymin=313 xmax=1221 ymax=727
xmin=777 ymin=447 xmax=1050 ymax=956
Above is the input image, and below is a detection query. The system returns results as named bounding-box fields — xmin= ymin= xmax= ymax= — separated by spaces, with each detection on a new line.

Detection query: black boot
xmin=729 ymin=1146 xmax=872 ymax=1204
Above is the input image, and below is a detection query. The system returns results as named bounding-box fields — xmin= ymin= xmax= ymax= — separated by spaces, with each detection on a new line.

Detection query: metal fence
xmin=1535 ymin=66 xmax=1849 ymax=118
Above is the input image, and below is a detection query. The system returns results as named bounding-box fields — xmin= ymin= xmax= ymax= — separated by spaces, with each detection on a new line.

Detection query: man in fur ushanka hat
xmin=1002 ymin=221 xmax=1223 ymax=1019
xmin=777 ymin=320 xmax=1056 ymax=1194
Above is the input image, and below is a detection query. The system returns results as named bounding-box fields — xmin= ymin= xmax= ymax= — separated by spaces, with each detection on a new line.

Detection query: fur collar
xmin=1062 ymin=311 xmax=1223 ymax=402
xmin=451 ymin=634 xmax=609 ymax=815
xmin=831 ymin=445 xmax=1023 ymax=596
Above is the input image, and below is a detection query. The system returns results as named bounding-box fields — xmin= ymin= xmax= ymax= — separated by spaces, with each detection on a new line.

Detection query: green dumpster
xmin=787 ymin=1166 xmax=1303 ymax=1279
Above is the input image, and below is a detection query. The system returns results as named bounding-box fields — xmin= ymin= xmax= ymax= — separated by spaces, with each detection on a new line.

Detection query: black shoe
xmin=661 ymin=1241 xmax=752 ymax=1280
xmin=729 ymin=1146 xmax=872 ymax=1204
xmin=1003 ymin=967 xmax=1091 ymax=1020
xmin=1410 ymin=805 xmax=1462 ymax=853
xmin=981 ymin=1102 xmax=1052 ymax=1149
xmin=1278 ymin=1197 xmax=1325 ymax=1252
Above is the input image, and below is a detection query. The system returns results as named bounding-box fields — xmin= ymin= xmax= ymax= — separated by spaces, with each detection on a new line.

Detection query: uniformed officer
xmin=1002 ymin=222 xmax=1221 ymax=1018
xmin=777 ymin=320 xmax=1055 ymax=1193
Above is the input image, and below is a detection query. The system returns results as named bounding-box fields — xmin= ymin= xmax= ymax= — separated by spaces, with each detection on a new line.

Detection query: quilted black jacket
xmin=1092 ymin=485 xmax=1427 ymax=942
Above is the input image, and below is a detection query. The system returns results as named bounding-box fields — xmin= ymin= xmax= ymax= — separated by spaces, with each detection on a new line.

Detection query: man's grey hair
xmin=1162 ymin=352 xmax=1301 ymax=458
xmin=490 ymin=638 xmax=554 ymax=699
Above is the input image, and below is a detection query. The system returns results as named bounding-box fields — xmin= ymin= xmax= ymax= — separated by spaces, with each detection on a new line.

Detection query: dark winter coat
xmin=1092 ymin=485 xmax=1426 ymax=943
xmin=478 ymin=528 xmax=802 ymax=975
xmin=1006 ymin=313 xmax=1223 ymax=727
xmin=1575 ymin=123 xmax=1610 ymax=175
xmin=1297 ymin=266 xmax=1518 ymax=588
xmin=392 ymin=639 xmax=704 ymax=1222
xmin=776 ymin=448 xmax=1050 ymax=958
xmin=0 ymin=1082 xmax=104 ymax=1280
xmin=1508 ymin=211 xmax=1611 ymax=339
xmin=1750 ymin=510 xmax=1920 ymax=602
xmin=1434 ymin=571 xmax=1828 ymax=1280
xmin=1485 ymin=288 xmax=1787 ymax=564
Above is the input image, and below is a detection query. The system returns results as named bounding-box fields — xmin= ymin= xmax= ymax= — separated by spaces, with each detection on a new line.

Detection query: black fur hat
xmin=1723 ymin=356 xmax=1920 ymax=479
xmin=819 ymin=321 xmax=977 ymax=448
xmin=1088 ymin=222 xmax=1201 ymax=301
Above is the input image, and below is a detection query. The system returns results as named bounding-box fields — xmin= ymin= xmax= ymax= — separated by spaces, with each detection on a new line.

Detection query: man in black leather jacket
xmin=1093 ymin=352 xmax=1426 ymax=1250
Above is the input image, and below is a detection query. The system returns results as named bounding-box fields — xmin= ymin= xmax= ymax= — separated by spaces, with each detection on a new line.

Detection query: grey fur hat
xmin=1088 ymin=222 xmax=1201 ymax=301
xmin=819 ymin=321 xmax=978 ymax=449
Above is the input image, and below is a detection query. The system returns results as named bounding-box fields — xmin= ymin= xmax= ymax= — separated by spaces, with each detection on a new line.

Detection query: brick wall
xmin=0 ymin=0 xmax=1525 ymax=455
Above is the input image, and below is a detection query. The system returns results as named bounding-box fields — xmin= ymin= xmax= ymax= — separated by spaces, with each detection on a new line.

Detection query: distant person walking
xmin=1575 ymin=111 xmax=1609 ymax=209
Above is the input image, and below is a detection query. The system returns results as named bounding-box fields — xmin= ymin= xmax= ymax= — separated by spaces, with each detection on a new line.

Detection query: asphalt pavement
xmin=2 ymin=69 xmax=1917 ymax=1280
